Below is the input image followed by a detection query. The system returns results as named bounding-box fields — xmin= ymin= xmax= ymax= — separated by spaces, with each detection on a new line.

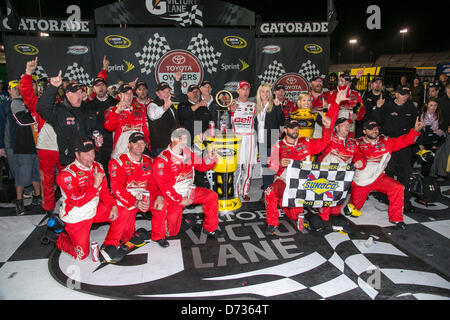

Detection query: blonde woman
xmin=255 ymin=83 xmax=285 ymax=196
xmin=290 ymin=93 xmax=320 ymax=138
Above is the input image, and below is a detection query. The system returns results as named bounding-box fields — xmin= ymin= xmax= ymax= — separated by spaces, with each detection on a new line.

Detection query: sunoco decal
xmin=104 ymin=35 xmax=132 ymax=49
xmin=223 ymin=36 xmax=247 ymax=49
xmin=14 ymin=44 xmax=39 ymax=55
xmin=304 ymin=43 xmax=323 ymax=54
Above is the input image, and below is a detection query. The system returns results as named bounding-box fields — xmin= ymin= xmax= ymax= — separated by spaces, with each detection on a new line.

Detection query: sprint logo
xmin=107 ymin=59 xmax=135 ymax=73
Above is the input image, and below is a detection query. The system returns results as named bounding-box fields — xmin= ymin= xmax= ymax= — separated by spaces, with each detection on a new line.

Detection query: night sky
xmin=6 ymin=0 xmax=450 ymax=64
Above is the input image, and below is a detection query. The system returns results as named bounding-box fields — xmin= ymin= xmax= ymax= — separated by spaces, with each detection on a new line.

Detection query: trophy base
xmin=218 ymin=197 xmax=242 ymax=214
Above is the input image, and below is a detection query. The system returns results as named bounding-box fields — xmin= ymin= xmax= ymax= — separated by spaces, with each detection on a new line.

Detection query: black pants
xmin=385 ymin=146 xmax=413 ymax=208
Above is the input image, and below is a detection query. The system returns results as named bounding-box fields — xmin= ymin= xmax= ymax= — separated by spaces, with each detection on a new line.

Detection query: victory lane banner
xmin=282 ymin=161 xmax=355 ymax=208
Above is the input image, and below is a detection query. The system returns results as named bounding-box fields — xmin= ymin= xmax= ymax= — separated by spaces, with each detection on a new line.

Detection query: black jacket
xmin=178 ymin=100 xmax=213 ymax=139
xmin=372 ymin=99 xmax=418 ymax=138
xmin=86 ymin=95 xmax=118 ymax=150
xmin=36 ymin=85 xmax=98 ymax=165
xmin=254 ymin=105 xmax=285 ymax=148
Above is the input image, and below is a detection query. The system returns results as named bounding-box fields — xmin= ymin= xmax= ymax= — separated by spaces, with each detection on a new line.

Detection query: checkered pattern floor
xmin=0 ymin=181 xmax=449 ymax=300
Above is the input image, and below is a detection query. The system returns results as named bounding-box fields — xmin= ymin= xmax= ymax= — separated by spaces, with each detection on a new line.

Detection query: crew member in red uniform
xmin=20 ymin=57 xmax=107 ymax=215
xmin=273 ymin=84 xmax=297 ymax=119
xmin=56 ymin=139 xmax=128 ymax=262
xmin=310 ymin=76 xmax=332 ymax=113
xmin=350 ymin=118 xmax=424 ymax=229
xmin=264 ymin=115 xmax=332 ymax=236
xmin=104 ymin=83 xmax=151 ymax=159
xmin=132 ymin=81 xmax=152 ymax=111
xmin=109 ymin=132 xmax=166 ymax=247
xmin=152 ymin=128 xmax=221 ymax=240
xmin=335 ymin=74 xmax=365 ymax=138
xmin=312 ymin=117 xmax=366 ymax=230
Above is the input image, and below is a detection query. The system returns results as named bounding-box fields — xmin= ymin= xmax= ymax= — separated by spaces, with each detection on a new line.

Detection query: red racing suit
xmin=104 ymin=105 xmax=151 ymax=159
xmin=152 ymin=146 xmax=219 ymax=238
xmin=310 ymin=90 xmax=334 ymax=113
xmin=350 ymin=128 xmax=420 ymax=222
xmin=109 ymin=152 xmax=162 ymax=242
xmin=279 ymin=98 xmax=298 ymax=119
xmin=264 ymin=127 xmax=331 ymax=227
xmin=317 ymin=134 xmax=367 ymax=221
xmin=56 ymin=160 xmax=127 ymax=260
xmin=334 ymin=86 xmax=365 ymax=138
xmin=19 ymin=73 xmax=62 ymax=212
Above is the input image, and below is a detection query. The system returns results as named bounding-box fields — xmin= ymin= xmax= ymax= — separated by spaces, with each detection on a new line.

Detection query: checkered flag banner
xmin=187 ymin=33 xmax=221 ymax=74
xmin=161 ymin=4 xmax=203 ymax=27
xmin=135 ymin=33 xmax=171 ymax=75
xmin=20 ymin=65 xmax=48 ymax=81
xmin=298 ymin=60 xmax=326 ymax=82
xmin=282 ymin=161 xmax=355 ymax=208
xmin=257 ymin=60 xmax=286 ymax=84
xmin=64 ymin=62 xmax=92 ymax=86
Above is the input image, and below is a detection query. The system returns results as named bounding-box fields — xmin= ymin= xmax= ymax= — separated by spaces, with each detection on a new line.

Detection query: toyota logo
xmin=286 ymin=77 xmax=297 ymax=84
xmin=172 ymin=55 xmax=186 ymax=64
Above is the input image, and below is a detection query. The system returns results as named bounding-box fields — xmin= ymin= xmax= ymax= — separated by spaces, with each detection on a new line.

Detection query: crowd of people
xmin=0 ymin=55 xmax=449 ymax=263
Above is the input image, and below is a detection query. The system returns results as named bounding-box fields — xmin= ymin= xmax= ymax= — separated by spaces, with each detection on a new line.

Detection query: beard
xmin=366 ymin=131 xmax=379 ymax=140
xmin=286 ymin=131 xmax=298 ymax=139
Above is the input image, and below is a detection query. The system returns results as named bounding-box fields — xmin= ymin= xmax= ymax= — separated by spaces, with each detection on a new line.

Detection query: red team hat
xmin=238 ymin=81 xmax=250 ymax=89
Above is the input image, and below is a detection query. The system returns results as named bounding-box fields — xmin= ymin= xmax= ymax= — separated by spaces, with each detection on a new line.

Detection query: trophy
xmin=215 ymin=90 xmax=233 ymax=133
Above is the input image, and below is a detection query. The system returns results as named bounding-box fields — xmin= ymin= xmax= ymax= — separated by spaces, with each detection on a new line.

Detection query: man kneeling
xmin=109 ymin=132 xmax=166 ymax=248
xmin=152 ymin=128 xmax=221 ymax=240
xmin=56 ymin=139 xmax=127 ymax=262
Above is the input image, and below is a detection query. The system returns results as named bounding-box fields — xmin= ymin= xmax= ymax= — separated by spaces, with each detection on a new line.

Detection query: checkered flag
xmin=64 ymin=62 xmax=92 ymax=86
xmin=135 ymin=33 xmax=171 ymax=75
xmin=162 ymin=4 xmax=203 ymax=27
xmin=257 ymin=60 xmax=286 ymax=84
xmin=298 ymin=60 xmax=325 ymax=82
xmin=20 ymin=65 xmax=48 ymax=81
xmin=187 ymin=33 xmax=221 ymax=74
xmin=282 ymin=161 xmax=355 ymax=208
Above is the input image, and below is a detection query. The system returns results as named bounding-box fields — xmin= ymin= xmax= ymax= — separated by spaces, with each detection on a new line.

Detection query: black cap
xmin=311 ymin=75 xmax=324 ymax=82
xmin=428 ymin=81 xmax=440 ymax=89
xmin=396 ymin=85 xmax=411 ymax=95
xmin=117 ymin=83 xmax=133 ymax=94
xmin=335 ymin=117 xmax=349 ymax=127
xmin=274 ymin=84 xmax=286 ymax=91
xmin=200 ymin=80 xmax=211 ymax=87
xmin=74 ymin=139 xmax=95 ymax=153
xmin=285 ymin=117 xmax=299 ymax=128
xmin=66 ymin=82 xmax=83 ymax=93
xmin=135 ymin=81 xmax=148 ymax=89
xmin=129 ymin=132 xmax=146 ymax=143
xmin=372 ymin=76 xmax=383 ymax=83
xmin=187 ymin=84 xmax=200 ymax=92
xmin=93 ymin=77 xmax=106 ymax=86
xmin=362 ymin=119 xmax=379 ymax=130
xmin=155 ymin=82 xmax=171 ymax=91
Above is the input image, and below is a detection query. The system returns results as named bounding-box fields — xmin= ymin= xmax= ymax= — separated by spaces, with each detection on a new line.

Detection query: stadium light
xmin=349 ymin=39 xmax=357 ymax=44
xmin=400 ymin=28 xmax=408 ymax=33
